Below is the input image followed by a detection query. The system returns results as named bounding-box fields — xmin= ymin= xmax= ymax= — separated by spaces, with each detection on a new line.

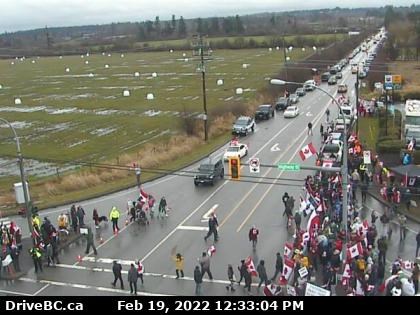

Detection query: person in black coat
xmin=244 ymin=269 xmax=252 ymax=293
xmin=237 ymin=260 xmax=247 ymax=285
xmin=128 ymin=263 xmax=138 ymax=295
xmin=204 ymin=213 xmax=219 ymax=242
xmin=111 ymin=261 xmax=124 ymax=289
xmin=271 ymin=252 xmax=283 ymax=281
xmin=194 ymin=265 xmax=203 ymax=295
xmin=257 ymin=260 xmax=268 ymax=288
xmin=70 ymin=205 xmax=78 ymax=232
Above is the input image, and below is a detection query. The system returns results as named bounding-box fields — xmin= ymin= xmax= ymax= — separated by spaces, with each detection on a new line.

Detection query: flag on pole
xmin=245 ymin=256 xmax=258 ymax=277
xmin=207 ymin=245 xmax=216 ymax=257
xmin=347 ymin=242 xmax=363 ymax=259
xmin=139 ymin=188 xmax=148 ymax=203
xmin=299 ymin=143 xmax=317 ymax=161
xmin=284 ymin=242 xmax=293 ymax=258
xmin=307 ymin=210 xmax=320 ymax=237
xmin=280 ymin=258 xmax=295 ymax=283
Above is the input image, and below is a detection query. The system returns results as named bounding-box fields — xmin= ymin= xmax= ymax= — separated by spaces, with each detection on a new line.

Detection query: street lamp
xmin=0 ymin=118 xmax=34 ymax=239
xmin=270 ymin=79 xmax=349 ymax=261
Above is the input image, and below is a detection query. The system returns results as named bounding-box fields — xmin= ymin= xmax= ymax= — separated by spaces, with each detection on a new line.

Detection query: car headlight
xmin=209 ymin=175 xmax=214 ymax=179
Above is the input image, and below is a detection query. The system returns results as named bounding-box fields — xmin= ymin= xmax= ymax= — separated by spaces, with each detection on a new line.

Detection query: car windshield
xmin=342 ymin=109 xmax=351 ymax=115
xmin=198 ymin=164 xmax=214 ymax=172
xmin=227 ymin=147 xmax=240 ymax=152
xmin=235 ymin=119 xmax=248 ymax=126
xmin=407 ymin=130 xmax=420 ymax=138
xmin=258 ymin=106 xmax=270 ymax=111
xmin=291 ymin=94 xmax=297 ymax=98
xmin=278 ymin=98 xmax=287 ymax=103
xmin=323 ymin=145 xmax=340 ymax=153
xmin=286 ymin=107 xmax=296 ymax=112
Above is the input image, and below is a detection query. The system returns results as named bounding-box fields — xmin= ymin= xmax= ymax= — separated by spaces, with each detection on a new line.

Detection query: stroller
xmin=136 ymin=208 xmax=149 ymax=226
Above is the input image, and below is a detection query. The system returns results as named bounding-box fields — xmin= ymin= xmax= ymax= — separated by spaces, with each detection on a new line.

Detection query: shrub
xmin=376 ymin=139 xmax=404 ymax=153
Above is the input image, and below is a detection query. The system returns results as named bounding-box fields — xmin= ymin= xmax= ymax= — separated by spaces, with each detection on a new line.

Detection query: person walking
xmin=320 ymin=124 xmax=324 ymax=137
xmin=29 ymin=246 xmax=43 ymax=273
xmin=204 ymin=213 xmax=219 ymax=242
xmin=282 ymin=192 xmax=290 ymax=216
xmin=70 ymin=205 xmax=78 ymax=233
xmin=249 ymin=225 xmax=259 ymax=250
xmin=294 ymin=211 xmax=302 ymax=232
xmin=93 ymin=208 xmax=100 ymax=228
xmin=398 ymin=214 xmax=407 ymax=242
xmin=271 ymin=252 xmax=283 ymax=281
xmin=243 ymin=269 xmax=252 ymax=294
xmin=325 ymin=109 xmax=330 ymax=122
xmin=199 ymin=252 xmax=213 ymax=280
xmin=257 ymin=260 xmax=268 ymax=289
xmin=371 ymin=210 xmax=379 ymax=225
xmin=412 ymin=263 xmax=419 ymax=294
xmin=128 ymin=263 xmax=138 ymax=295
xmin=194 ymin=265 xmax=203 ymax=295
xmin=109 ymin=206 xmax=121 ymax=233
xmin=111 ymin=260 xmax=124 ymax=289
xmin=137 ymin=260 xmax=144 ymax=285
xmin=172 ymin=253 xmax=184 ymax=279
xmin=361 ymin=182 xmax=368 ymax=204
xmin=158 ymin=197 xmax=168 ymax=219
xmin=307 ymin=122 xmax=313 ymax=136
xmin=76 ymin=206 xmax=86 ymax=227
xmin=416 ymin=231 xmax=420 ymax=258
xmin=237 ymin=260 xmax=247 ymax=286
xmin=85 ymin=227 xmax=98 ymax=255
xmin=377 ymin=236 xmax=388 ymax=266
xmin=226 ymin=264 xmax=236 ymax=292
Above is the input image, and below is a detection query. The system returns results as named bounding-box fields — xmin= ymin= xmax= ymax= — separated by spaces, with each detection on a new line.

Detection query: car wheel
xmin=272 ymin=112 xmax=275 ymax=118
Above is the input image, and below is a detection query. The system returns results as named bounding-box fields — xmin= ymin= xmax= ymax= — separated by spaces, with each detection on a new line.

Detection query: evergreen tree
xmin=196 ymin=18 xmax=203 ymax=34
xmin=270 ymin=14 xmax=276 ymax=26
xmin=137 ymin=23 xmax=147 ymax=40
xmin=235 ymin=15 xmax=244 ymax=33
xmin=145 ymin=20 xmax=154 ymax=36
xmin=154 ymin=16 xmax=161 ymax=37
xmin=178 ymin=16 xmax=187 ymax=36
xmin=171 ymin=14 xmax=176 ymax=31
xmin=210 ymin=17 xmax=220 ymax=35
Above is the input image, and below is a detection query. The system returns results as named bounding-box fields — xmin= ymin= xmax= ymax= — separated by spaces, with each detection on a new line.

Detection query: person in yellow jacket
xmin=172 ymin=253 xmax=184 ymax=279
xmin=32 ymin=214 xmax=41 ymax=229
xmin=109 ymin=206 xmax=121 ymax=233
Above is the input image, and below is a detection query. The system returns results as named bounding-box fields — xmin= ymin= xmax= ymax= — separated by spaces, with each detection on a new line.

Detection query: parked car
xmin=223 ymin=143 xmax=248 ymax=161
xmin=283 ymin=106 xmax=299 ymax=118
xmin=275 ymin=97 xmax=290 ymax=111
xmin=336 ymin=72 xmax=343 ymax=79
xmin=338 ymin=84 xmax=348 ymax=93
xmin=232 ymin=116 xmax=255 ymax=136
xmin=296 ymin=88 xmax=306 ymax=97
xmin=194 ymin=158 xmax=224 ymax=186
xmin=358 ymin=71 xmax=367 ymax=79
xmin=328 ymin=76 xmax=337 ymax=85
xmin=289 ymin=93 xmax=299 ymax=104
xmin=255 ymin=104 xmax=275 ymax=120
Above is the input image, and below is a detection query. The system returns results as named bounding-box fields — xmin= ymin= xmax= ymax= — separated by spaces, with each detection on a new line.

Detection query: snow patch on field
xmin=68 ymin=139 xmax=88 ymax=148
xmin=0 ymin=106 xmax=46 ymax=113
xmin=0 ymin=121 xmax=32 ymax=129
xmin=90 ymin=127 xmax=117 ymax=137
xmin=144 ymin=110 xmax=161 ymax=117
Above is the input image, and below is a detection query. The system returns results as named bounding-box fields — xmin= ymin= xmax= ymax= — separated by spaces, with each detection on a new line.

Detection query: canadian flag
xmin=245 ymin=256 xmax=258 ymax=277
xmin=322 ymin=159 xmax=334 ymax=168
xmin=207 ymin=245 xmax=216 ymax=257
xmin=402 ymin=260 xmax=413 ymax=270
xmin=307 ymin=209 xmax=320 ymax=237
xmin=139 ymin=188 xmax=148 ymax=203
xmin=348 ymin=134 xmax=356 ymax=143
xmin=299 ymin=197 xmax=308 ymax=213
xmin=299 ymin=143 xmax=317 ymax=161
xmin=408 ymin=139 xmax=415 ymax=151
xmin=284 ymin=242 xmax=293 ymax=258
xmin=280 ymin=258 xmax=295 ymax=284
xmin=347 ymin=242 xmax=363 ymax=259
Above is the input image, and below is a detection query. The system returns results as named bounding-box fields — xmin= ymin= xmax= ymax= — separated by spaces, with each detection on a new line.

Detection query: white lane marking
xmin=32 ymin=284 xmax=50 ymax=296
xmin=19 ymin=277 xmax=170 ymax=296
xmin=201 ymin=204 xmax=218 ymax=223
xmin=52 ymin=263 xmax=261 ymax=287
xmin=176 ymin=226 xmax=208 ymax=231
xmin=306 ymin=112 xmax=313 ymax=117
xmin=0 ymin=289 xmax=33 ymax=296
xmin=82 ymin=257 xmax=133 ymax=265
xmin=270 ymin=143 xmax=281 ymax=152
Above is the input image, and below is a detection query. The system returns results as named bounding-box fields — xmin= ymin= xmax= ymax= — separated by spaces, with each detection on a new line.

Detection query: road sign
xmin=249 ymin=158 xmax=260 ymax=173
xmin=384 ymin=74 xmax=393 ymax=90
xmin=392 ymin=74 xmax=402 ymax=84
xmin=278 ymin=163 xmax=300 ymax=171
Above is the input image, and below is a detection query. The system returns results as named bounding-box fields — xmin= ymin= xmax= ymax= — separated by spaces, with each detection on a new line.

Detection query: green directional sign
xmin=278 ymin=163 xmax=300 ymax=171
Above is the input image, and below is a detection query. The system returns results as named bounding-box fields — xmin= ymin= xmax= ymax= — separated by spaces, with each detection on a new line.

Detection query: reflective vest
xmin=110 ymin=208 xmax=120 ymax=219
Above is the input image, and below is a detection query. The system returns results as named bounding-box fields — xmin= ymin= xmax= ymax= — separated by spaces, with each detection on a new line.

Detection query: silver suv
xmin=232 ymin=116 xmax=255 ymax=136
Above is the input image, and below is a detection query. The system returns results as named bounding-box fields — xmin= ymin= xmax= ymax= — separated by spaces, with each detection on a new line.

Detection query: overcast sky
xmin=0 ymin=0 xmax=416 ymax=32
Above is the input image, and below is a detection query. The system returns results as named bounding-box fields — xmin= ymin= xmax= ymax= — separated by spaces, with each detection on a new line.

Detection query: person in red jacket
xmin=249 ymin=225 xmax=259 ymax=250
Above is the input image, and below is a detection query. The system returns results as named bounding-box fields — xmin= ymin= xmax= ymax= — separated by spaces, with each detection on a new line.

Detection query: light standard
xmin=270 ymin=79 xmax=349 ymax=261
xmin=0 ymin=118 xmax=34 ymax=239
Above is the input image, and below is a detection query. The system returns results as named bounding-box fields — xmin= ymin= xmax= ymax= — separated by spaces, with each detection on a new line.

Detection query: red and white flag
xmin=280 ymin=258 xmax=295 ymax=283
xmin=245 ymin=256 xmax=258 ymax=277
xmin=299 ymin=143 xmax=317 ymax=161
xmin=402 ymin=260 xmax=413 ymax=271
xmin=347 ymin=242 xmax=363 ymax=259
xmin=284 ymin=242 xmax=293 ymax=258
xmin=139 ymin=188 xmax=148 ymax=203
xmin=307 ymin=210 xmax=320 ymax=237
xmin=207 ymin=245 xmax=216 ymax=257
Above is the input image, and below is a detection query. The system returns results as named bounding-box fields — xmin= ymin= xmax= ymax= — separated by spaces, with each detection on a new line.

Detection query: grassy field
xmin=389 ymin=61 xmax=420 ymax=96
xmin=358 ymin=116 xmax=379 ymax=152
xmin=135 ymin=33 xmax=347 ymax=49
xmin=0 ymin=47 xmax=311 ymax=212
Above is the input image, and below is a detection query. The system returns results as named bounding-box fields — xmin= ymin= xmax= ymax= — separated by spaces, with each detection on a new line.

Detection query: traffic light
xmin=229 ymin=157 xmax=240 ymax=180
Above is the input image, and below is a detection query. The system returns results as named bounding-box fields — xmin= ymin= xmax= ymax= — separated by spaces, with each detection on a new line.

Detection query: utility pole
xmin=192 ymin=34 xmax=211 ymax=141
xmin=282 ymin=34 xmax=289 ymax=94
xmin=355 ymin=66 xmax=360 ymax=135
xmin=385 ymin=88 xmax=388 ymax=136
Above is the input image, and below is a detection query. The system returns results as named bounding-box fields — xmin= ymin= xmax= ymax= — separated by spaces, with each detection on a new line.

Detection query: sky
xmin=0 ymin=0 xmax=416 ymax=32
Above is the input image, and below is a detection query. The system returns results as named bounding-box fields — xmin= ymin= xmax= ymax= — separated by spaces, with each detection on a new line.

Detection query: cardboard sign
xmin=287 ymin=285 xmax=297 ymax=296
xmin=305 ymin=283 xmax=331 ymax=296
xmin=298 ymin=267 xmax=309 ymax=278
xmin=363 ymin=151 xmax=371 ymax=164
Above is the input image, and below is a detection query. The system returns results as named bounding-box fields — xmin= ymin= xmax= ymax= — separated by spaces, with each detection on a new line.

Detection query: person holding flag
xmin=248 ymin=225 xmax=259 ymax=250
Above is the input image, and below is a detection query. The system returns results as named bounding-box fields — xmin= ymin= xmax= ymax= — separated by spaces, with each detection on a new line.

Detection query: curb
xmin=366 ymin=191 xmax=420 ymax=224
